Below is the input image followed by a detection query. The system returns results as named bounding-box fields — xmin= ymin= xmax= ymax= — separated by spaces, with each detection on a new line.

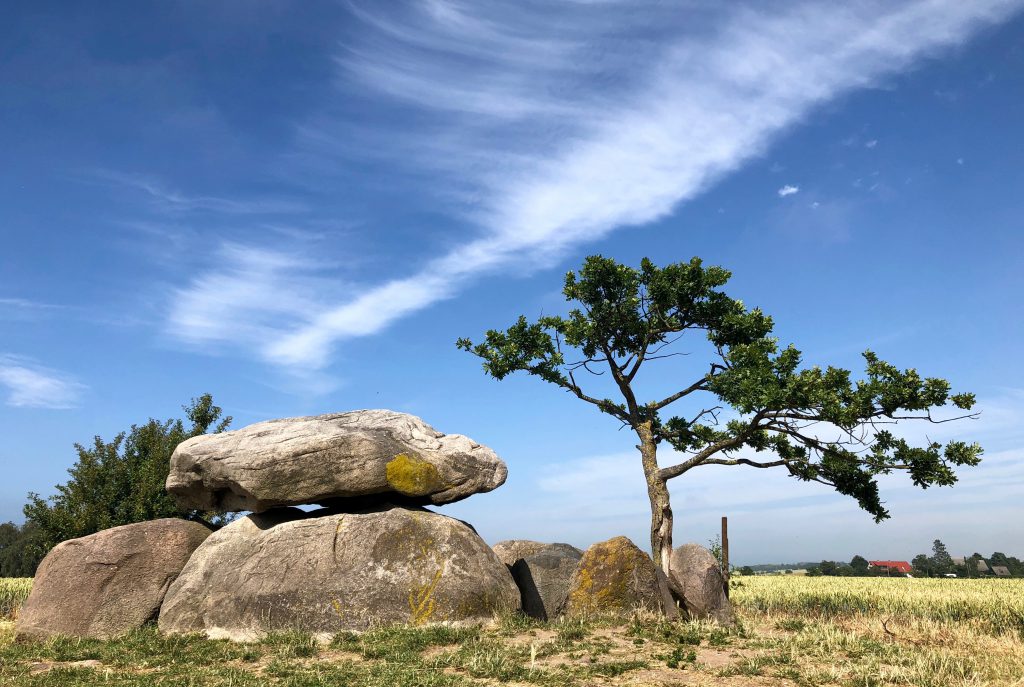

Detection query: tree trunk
xmin=637 ymin=421 xmax=673 ymax=574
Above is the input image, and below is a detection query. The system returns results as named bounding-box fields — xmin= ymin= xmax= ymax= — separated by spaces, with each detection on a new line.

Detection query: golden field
xmin=734 ymin=574 xmax=1024 ymax=634
xmin=0 ymin=577 xmax=31 ymax=620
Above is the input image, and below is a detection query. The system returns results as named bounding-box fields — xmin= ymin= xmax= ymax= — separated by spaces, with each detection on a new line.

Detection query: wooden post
xmin=721 ymin=516 xmax=730 ymax=597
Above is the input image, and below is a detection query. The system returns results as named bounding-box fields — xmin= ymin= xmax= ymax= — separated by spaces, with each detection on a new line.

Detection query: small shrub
xmin=662 ymin=647 xmax=697 ymax=669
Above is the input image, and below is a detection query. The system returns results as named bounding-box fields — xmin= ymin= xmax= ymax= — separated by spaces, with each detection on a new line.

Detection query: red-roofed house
xmin=868 ymin=560 xmax=913 ymax=575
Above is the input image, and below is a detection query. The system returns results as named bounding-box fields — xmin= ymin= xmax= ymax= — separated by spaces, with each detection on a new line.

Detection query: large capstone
xmin=166 ymin=410 xmax=507 ymax=512
xmin=667 ymin=543 xmax=735 ymax=626
xmin=16 ymin=519 xmax=211 ymax=640
xmin=158 ymin=505 xmax=520 ymax=639
xmin=562 ymin=536 xmax=676 ymax=618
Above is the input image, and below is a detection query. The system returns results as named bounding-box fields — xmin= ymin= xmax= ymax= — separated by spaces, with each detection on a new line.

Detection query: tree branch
xmin=658 ymin=409 xmax=768 ymax=480
xmin=698 ymin=458 xmax=789 ymax=469
xmin=658 ymin=436 xmax=745 ymax=481
xmin=651 ymin=376 xmax=709 ymax=411
xmin=561 ymin=368 xmax=630 ymax=423
xmin=600 ymin=341 xmax=640 ymax=419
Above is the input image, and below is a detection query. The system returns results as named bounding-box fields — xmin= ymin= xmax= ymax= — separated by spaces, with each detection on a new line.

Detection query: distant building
xmin=991 ymin=565 xmax=1011 ymax=578
xmin=976 ymin=559 xmax=991 ymax=574
xmin=868 ymin=560 xmax=913 ymax=575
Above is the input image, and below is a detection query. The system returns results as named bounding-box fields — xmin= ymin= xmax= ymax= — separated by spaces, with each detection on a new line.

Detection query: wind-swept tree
xmin=458 ymin=256 xmax=982 ymax=571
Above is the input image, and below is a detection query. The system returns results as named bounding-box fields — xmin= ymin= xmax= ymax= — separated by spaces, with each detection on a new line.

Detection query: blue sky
xmin=2 ymin=0 xmax=1023 ymax=564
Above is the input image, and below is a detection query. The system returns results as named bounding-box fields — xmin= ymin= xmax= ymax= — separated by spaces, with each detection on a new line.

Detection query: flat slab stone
xmin=16 ymin=519 xmax=211 ymax=640
xmin=166 ymin=410 xmax=507 ymax=512
xmin=158 ymin=505 xmax=520 ymax=639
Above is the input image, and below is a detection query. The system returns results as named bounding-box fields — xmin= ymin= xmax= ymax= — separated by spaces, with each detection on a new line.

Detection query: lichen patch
xmin=385 ymin=453 xmax=444 ymax=496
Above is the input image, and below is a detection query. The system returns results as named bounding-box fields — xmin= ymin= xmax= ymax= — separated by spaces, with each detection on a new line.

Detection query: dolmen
xmin=16 ymin=409 xmax=733 ymax=641
xmin=17 ymin=410 xmax=519 ymax=640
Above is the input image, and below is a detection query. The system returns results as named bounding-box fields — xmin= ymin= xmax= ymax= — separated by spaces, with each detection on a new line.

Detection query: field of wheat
xmin=0 ymin=578 xmax=31 ymax=620
xmin=733 ymin=574 xmax=1024 ymax=635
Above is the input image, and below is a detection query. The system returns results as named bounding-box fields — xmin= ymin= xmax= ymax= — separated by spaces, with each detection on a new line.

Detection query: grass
xmin=0 ymin=576 xmax=1022 ymax=685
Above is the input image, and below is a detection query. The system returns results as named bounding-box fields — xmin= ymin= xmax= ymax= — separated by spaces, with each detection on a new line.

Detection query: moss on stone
xmin=566 ymin=536 xmax=658 ymax=617
xmin=385 ymin=453 xmax=444 ymax=496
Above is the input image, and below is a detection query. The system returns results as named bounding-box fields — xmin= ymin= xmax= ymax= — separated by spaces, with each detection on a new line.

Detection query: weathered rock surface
xmin=492 ymin=540 xmax=583 ymax=568
xmin=561 ymin=536 xmax=676 ymax=618
xmin=166 ymin=410 xmax=507 ymax=512
xmin=16 ymin=519 xmax=211 ymax=640
xmin=667 ymin=543 xmax=735 ymax=625
xmin=158 ymin=505 xmax=520 ymax=639
xmin=510 ymin=548 xmax=582 ymax=620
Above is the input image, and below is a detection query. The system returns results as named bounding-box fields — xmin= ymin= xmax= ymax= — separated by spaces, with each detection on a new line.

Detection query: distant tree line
xmin=911 ymin=539 xmax=1023 ymax=578
xmin=802 ymin=540 xmax=1023 ymax=578
xmin=805 ymin=555 xmax=874 ymax=577
xmin=0 ymin=394 xmax=230 ymax=577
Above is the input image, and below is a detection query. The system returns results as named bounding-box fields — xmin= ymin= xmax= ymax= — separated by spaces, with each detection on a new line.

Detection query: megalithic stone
xmin=166 ymin=410 xmax=507 ymax=512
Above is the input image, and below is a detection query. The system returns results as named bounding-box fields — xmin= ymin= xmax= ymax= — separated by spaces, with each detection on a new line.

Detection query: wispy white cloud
xmin=0 ymin=297 xmax=60 ymax=310
xmin=0 ymin=297 xmax=63 ymax=322
xmin=777 ymin=184 xmax=800 ymax=197
xmin=865 ymin=138 xmax=879 ymax=148
xmin=167 ymin=242 xmax=345 ymax=351
xmin=169 ymin=0 xmax=1024 ymax=370
xmin=93 ymin=170 xmax=307 ymax=215
xmin=0 ymin=355 xmax=86 ymax=409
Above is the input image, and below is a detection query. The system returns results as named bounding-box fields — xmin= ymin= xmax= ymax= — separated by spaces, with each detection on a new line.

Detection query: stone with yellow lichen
xmin=562 ymin=536 xmax=675 ymax=618
xmin=158 ymin=503 xmax=521 ymax=639
xmin=166 ymin=409 xmax=508 ymax=512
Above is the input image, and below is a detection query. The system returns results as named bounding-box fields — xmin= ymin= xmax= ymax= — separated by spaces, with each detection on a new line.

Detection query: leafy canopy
xmin=458 ymin=255 xmax=981 ymax=522
xmin=0 ymin=521 xmax=40 ymax=577
xmin=23 ymin=394 xmax=231 ymax=558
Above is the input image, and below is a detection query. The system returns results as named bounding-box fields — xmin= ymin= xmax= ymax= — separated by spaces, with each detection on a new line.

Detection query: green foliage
xmin=807 ymin=561 xmax=856 ymax=577
xmin=22 ymin=394 xmax=231 ymax=561
xmin=661 ymin=646 xmax=697 ymax=669
xmin=708 ymin=534 xmax=724 ymax=570
xmin=0 ymin=522 xmax=41 ymax=577
xmin=912 ymin=554 xmax=933 ymax=576
xmin=458 ymin=255 xmax=982 ymax=522
xmin=931 ymin=539 xmax=954 ymax=575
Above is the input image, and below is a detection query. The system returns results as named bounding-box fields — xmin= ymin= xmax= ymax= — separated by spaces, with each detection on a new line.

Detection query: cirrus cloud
xmin=0 ymin=355 xmax=86 ymax=409
xmin=165 ymin=0 xmax=1024 ymax=371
